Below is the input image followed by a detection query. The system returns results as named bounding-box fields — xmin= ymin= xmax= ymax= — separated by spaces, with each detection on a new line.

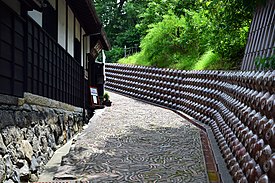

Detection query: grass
xmin=117 ymin=50 xmax=232 ymax=70
xmin=118 ymin=52 xmax=151 ymax=66
xmin=192 ymin=50 xmax=220 ymax=70
xmin=169 ymin=53 xmax=199 ymax=70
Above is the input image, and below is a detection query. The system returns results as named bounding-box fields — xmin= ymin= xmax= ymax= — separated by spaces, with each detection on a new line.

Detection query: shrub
xmin=106 ymin=46 xmax=124 ymax=63
xmin=193 ymin=50 xmax=220 ymax=70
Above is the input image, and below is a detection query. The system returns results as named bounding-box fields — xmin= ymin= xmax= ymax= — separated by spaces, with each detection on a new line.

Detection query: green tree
xmin=204 ymin=0 xmax=258 ymax=66
xmin=96 ymin=0 xmax=262 ymax=69
xmin=125 ymin=0 xmax=260 ymax=69
xmin=94 ymin=0 xmax=147 ymax=62
xmin=136 ymin=0 xmax=198 ymax=37
xmin=138 ymin=10 xmax=211 ymax=69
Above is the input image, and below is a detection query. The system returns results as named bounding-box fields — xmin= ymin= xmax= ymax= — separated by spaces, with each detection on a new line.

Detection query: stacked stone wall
xmin=0 ymin=93 xmax=87 ymax=182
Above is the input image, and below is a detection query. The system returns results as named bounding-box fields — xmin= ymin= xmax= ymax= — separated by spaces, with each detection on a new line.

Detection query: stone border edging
xmin=23 ymin=93 xmax=83 ymax=113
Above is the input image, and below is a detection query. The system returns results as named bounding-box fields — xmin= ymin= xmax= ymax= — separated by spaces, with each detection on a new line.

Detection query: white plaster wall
xmin=67 ymin=7 xmax=74 ymax=56
xmin=75 ymin=18 xmax=81 ymax=41
xmin=28 ymin=10 xmax=42 ymax=27
xmin=2 ymin=0 xmax=21 ymax=15
xmin=81 ymin=28 xmax=85 ymax=67
xmin=84 ymin=35 xmax=90 ymax=69
xmin=81 ymin=28 xmax=91 ymax=69
xmin=103 ymin=50 xmax=106 ymax=82
xmin=48 ymin=0 xmax=56 ymax=10
xmin=57 ymin=0 xmax=66 ymax=49
xmin=102 ymin=50 xmax=106 ymax=63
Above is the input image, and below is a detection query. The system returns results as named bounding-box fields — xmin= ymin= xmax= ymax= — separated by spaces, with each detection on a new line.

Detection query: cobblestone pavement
xmin=54 ymin=92 xmax=208 ymax=182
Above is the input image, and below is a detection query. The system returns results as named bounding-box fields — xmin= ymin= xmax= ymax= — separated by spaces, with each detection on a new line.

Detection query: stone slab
xmin=0 ymin=94 xmax=18 ymax=105
xmin=23 ymin=93 xmax=83 ymax=112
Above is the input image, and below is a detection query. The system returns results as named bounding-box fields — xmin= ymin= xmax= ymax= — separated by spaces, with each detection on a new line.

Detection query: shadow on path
xmin=55 ymin=125 xmax=207 ymax=182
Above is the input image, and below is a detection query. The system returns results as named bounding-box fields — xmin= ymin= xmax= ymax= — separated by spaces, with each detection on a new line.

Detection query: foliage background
xmin=94 ymin=0 xmax=262 ymax=70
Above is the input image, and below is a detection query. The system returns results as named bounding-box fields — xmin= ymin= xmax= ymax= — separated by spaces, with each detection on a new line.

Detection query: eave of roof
xmin=66 ymin=0 xmax=111 ymax=51
xmin=20 ymin=0 xmax=43 ymax=11
xmin=23 ymin=0 xmax=111 ymax=51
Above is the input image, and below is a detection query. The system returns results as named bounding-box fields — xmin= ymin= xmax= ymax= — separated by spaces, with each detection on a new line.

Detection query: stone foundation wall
xmin=0 ymin=93 xmax=88 ymax=183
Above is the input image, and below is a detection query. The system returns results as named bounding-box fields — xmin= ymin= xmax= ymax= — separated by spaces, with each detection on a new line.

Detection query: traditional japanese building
xmin=0 ymin=0 xmax=110 ymax=181
xmin=0 ymin=0 xmax=110 ymax=108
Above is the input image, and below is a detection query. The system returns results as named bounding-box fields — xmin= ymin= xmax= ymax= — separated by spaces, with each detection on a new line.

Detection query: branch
xmin=117 ymin=0 xmax=127 ymax=12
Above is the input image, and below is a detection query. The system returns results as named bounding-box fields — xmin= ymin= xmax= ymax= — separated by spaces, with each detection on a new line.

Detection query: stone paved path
xmin=54 ymin=92 xmax=208 ymax=182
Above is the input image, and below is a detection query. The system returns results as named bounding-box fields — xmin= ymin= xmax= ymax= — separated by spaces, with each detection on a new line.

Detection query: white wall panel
xmin=57 ymin=0 xmax=66 ymax=49
xmin=67 ymin=7 xmax=74 ymax=56
xmin=28 ymin=10 xmax=42 ymax=26
xmin=86 ymin=36 xmax=90 ymax=55
xmin=81 ymin=28 xmax=85 ymax=67
xmin=85 ymin=35 xmax=90 ymax=69
xmin=2 ymin=0 xmax=21 ymax=15
xmin=48 ymin=0 xmax=56 ymax=9
xmin=75 ymin=18 xmax=81 ymax=41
